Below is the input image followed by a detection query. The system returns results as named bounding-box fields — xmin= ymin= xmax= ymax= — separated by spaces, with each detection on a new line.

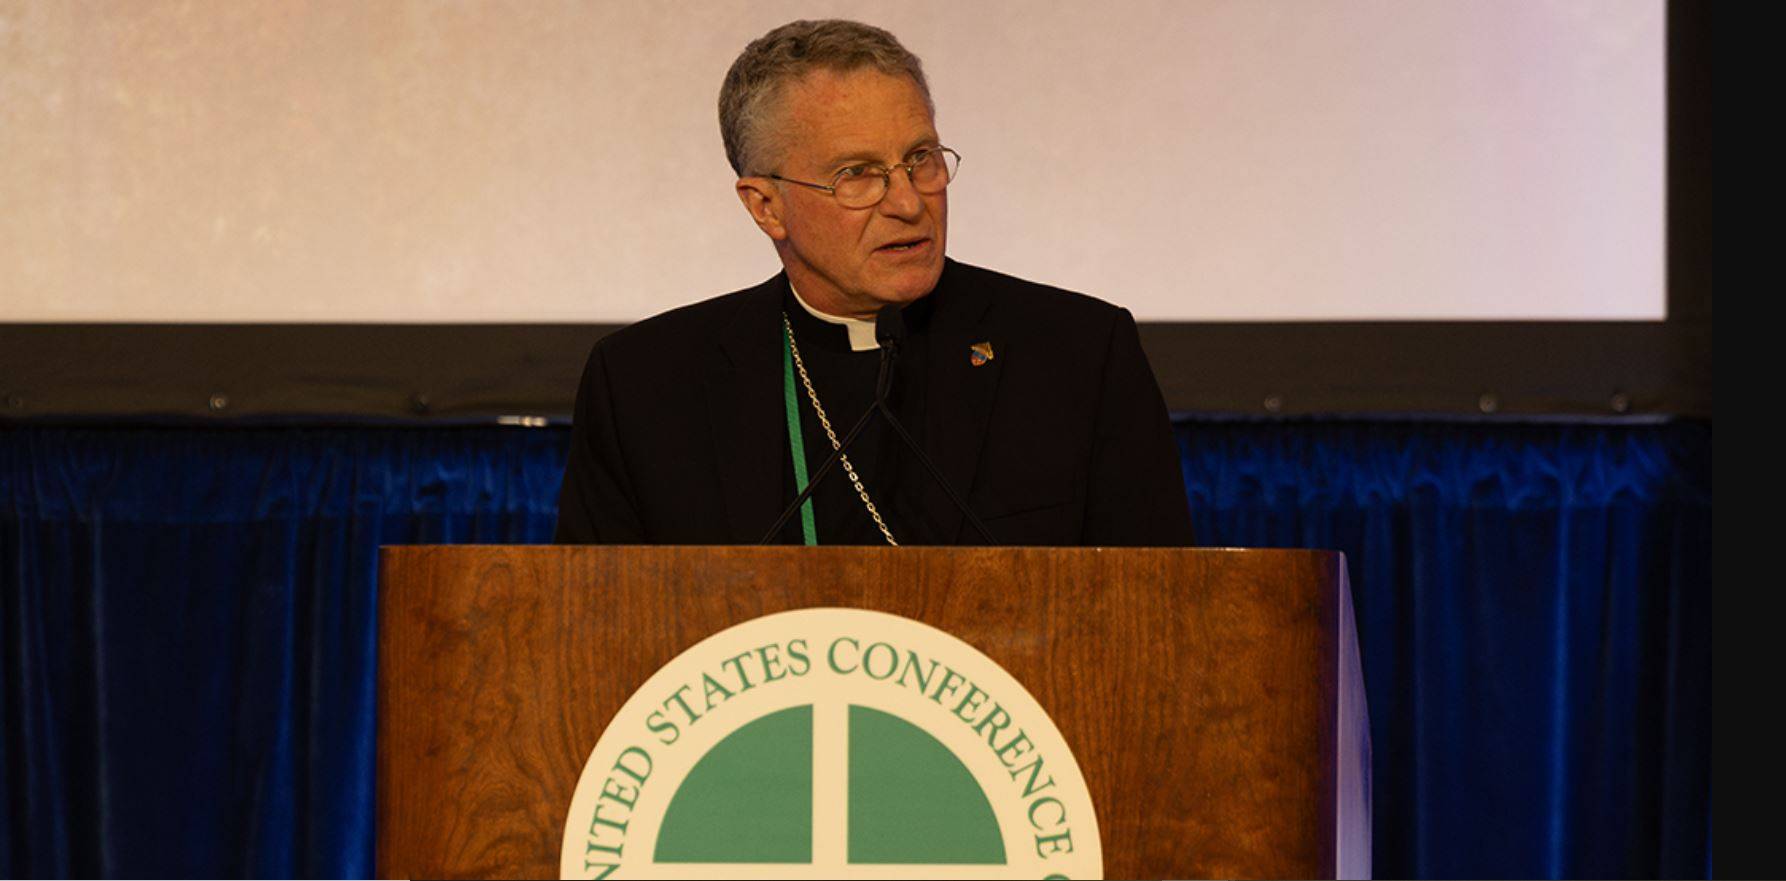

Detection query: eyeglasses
xmin=765 ymin=146 xmax=961 ymax=209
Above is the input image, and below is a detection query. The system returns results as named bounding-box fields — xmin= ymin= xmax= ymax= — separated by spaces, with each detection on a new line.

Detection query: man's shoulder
xmin=587 ymin=261 xmax=1130 ymax=366
xmin=947 ymin=259 xmax=1130 ymax=335
xmin=592 ymin=274 xmax=779 ymax=360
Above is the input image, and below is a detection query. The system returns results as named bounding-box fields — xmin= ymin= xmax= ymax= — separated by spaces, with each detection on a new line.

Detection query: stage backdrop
xmin=3 ymin=0 xmax=1664 ymax=323
xmin=0 ymin=417 xmax=1711 ymax=878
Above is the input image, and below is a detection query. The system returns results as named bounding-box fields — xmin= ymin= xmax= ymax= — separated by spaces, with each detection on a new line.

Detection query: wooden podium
xmin=377 ymin=546 xmax=1370 ymax=879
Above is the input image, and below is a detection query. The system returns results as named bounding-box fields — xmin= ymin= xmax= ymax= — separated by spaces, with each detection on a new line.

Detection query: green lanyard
xmin=782 ymin=322 xmax=819 ymax=545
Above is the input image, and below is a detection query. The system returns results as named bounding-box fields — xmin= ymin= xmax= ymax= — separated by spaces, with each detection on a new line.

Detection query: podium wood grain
xmin=377 ymin=546 xmax=1341 ymax=879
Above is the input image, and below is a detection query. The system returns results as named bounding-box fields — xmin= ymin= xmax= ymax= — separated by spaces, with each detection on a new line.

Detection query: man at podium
xmin=555 ymin=19 xmax=1193 ymax=548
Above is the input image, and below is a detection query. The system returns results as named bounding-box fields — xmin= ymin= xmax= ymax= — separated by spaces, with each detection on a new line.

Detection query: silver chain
xmin=783 ymin=313 xmax=899 ymax=546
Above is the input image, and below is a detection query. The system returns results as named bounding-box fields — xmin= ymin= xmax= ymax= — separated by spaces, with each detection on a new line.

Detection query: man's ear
xmin=735 ymin=177 xmax=789 ymax=241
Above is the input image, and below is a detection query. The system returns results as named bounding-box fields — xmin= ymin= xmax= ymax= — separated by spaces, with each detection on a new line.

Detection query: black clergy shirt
xmin=554 ymin=259 xmax=1194 ymax=547
xmin=774 ymin=289 xmax=938 ymax=544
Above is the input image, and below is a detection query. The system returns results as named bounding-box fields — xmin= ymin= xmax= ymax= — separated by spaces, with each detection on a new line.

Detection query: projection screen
xmin=0 ymin=0 xmax=1665 ymax=323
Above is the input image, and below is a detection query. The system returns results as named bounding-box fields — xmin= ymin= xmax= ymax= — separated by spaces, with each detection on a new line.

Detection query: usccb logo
xmin=559 ymin=608 xmax=1103 ymax=879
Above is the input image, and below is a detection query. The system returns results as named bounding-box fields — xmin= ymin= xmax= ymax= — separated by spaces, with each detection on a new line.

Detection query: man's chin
xmin=871 ymin=263 xmax=945 ymax=307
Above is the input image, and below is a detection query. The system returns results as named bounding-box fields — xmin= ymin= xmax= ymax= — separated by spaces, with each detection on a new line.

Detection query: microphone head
xmin=875 ymin=304 xmax=906 ymax=350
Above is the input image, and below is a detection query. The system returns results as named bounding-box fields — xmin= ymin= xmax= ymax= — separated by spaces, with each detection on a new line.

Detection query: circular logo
xmin=560 ymin=608 xmax=1103 ymax=879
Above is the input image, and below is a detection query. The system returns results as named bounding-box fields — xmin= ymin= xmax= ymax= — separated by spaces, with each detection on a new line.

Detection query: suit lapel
xmin=920 ymin=260 xmax=1001 ymax=542
xmin=705 ymin=274 xmax=788 ymax=543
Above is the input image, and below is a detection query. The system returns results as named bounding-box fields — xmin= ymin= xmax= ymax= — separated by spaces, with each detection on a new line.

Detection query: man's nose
xmin=877 ymin=166 xmax=924 ymax=220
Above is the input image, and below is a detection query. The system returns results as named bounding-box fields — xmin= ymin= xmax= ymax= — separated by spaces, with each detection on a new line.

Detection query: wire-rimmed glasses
xmin=764 ymin=146 xmax=961 ymax=209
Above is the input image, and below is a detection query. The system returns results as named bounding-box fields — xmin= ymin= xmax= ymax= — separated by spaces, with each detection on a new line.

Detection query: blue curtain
xmin=1179 ymin=419 xmax=1711 ymax=878
xmin=0 ymin=419 xmax=1711 ymax=878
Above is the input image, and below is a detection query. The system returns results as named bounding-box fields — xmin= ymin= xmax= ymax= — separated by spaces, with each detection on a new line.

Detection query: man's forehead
xmin=778 ymin=67 xmax=937 ymax=165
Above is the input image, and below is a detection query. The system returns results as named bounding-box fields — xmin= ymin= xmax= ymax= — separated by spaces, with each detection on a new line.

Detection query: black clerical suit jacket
xmin=554 ymin=259 xmax=1194 ymax=546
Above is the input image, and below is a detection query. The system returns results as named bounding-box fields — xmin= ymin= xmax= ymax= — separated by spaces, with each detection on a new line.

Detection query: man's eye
xmin=907 ymin=149 xmax=933 ymax=165
xmin=836 ymin=165 xmax=875 ymax=179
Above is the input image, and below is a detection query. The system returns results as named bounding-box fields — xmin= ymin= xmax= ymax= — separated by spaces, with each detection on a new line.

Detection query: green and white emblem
xmin=560 ymin=608 xmax=1103 ymax=878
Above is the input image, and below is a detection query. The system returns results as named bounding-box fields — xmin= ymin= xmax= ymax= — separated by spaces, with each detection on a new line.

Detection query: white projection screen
xmin=1 ymin=0 xmax=1665 ymax=324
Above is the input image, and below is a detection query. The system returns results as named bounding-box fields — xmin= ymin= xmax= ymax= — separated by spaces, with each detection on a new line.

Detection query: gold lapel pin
xmin=969 ymin=341 xmax=994 ymax=367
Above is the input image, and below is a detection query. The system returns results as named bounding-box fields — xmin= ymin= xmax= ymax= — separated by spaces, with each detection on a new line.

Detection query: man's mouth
xmin=876 ymin=237 xmax=930 ymax=253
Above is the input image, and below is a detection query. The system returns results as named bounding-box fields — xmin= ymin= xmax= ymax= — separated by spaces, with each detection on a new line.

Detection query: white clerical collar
xmin=789 ymin=281 xmax=880 ymax=352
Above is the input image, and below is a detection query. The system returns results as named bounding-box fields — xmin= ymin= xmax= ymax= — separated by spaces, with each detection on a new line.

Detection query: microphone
xmin=867 ymin=303 xmax=995 ymax=544
xmin=759 ymin=307 xmax=900 ymax=544
xmin=875 ymin=303 xmax=904 ymax=349
xmin=758 ymin=302 xmax=997 ymax=545
xmin=874 ymin=304 xmax=903 ymax=401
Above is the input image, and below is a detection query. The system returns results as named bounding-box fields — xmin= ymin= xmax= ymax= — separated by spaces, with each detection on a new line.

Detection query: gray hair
xmin=718 ymin=19 xmax=933 ymax=177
